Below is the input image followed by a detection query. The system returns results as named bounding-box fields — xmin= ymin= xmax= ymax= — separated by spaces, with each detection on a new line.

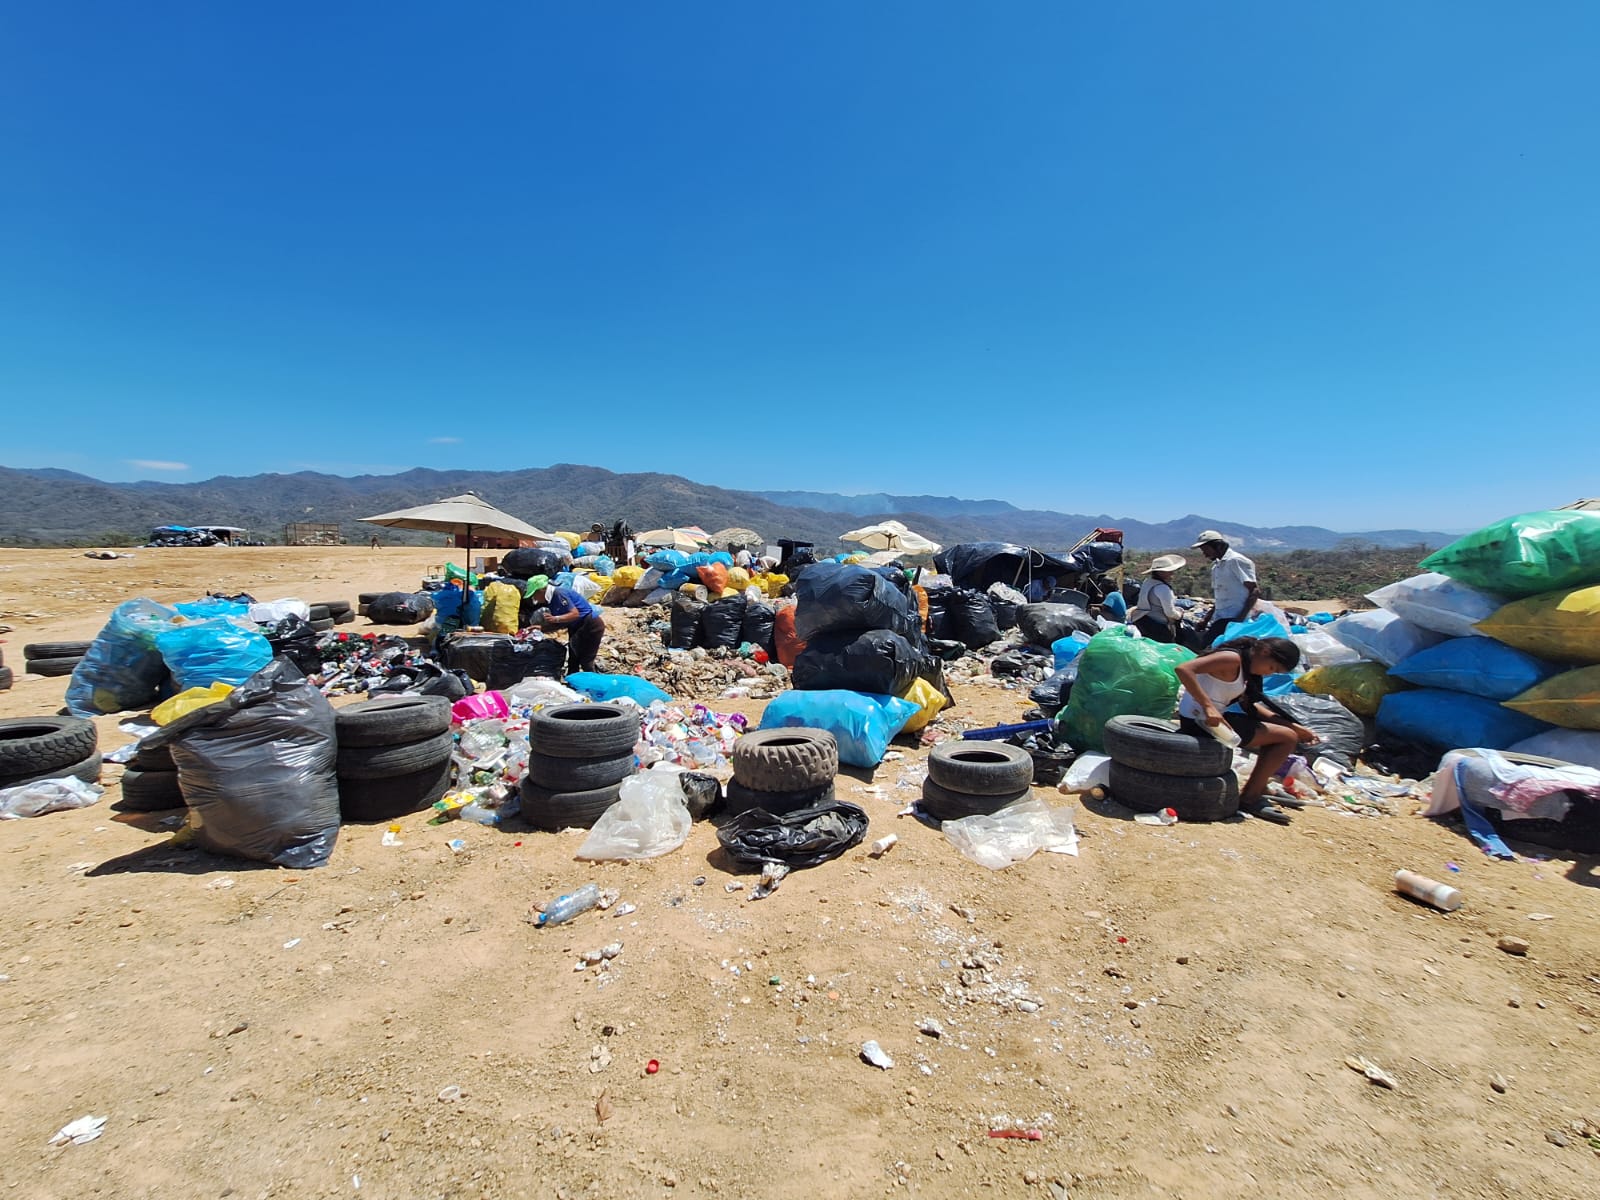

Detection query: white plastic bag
xmin=574 ymin=772 xmax=691 ymax=861
xmin=1509 ymin=728 xmax=1600 ymax=771
xmin=1326 ymin=609 xmax=1446 ymax=667
xmin=941 ymin=796 xmax=1078 ymax=869
xmin=569 ymin=574 xmax=602 ymax=601
xmin=504 ymin=677 xmax=582 ymax=709
xmin=248 ymin=598 xmax=311 ymax=624
xmin=0 ymin=776 xmax=104 ymax=820
xmin=1290 ymin=628 xmax=1362 ymax=668
xmin=1365 ymin=572 xmax=1505 ymax=639
xmin=1061 ymin=753 xmax=1112 ymax=794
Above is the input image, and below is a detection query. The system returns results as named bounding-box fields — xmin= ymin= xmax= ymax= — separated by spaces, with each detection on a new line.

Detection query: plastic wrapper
xmin=1290 ymin=628 xmax=1362 ymax=669
xmin=1017 ymin=603 xmax=1099 ymax=648
xmin=64 ymin=599 xmax=179 ymax=717
xmin=157 ymin=618 xmax=273 ymax=691
xmin=942 ymin=796 xmax=1078 ymax=869
xmin=792 ymin=563 xmax=919 ymax=642
xmin=716 ymin=798 xmax=869 ymax=868
xmin=1325 ymin=610 xmax=1446 ymax=668
xmin=565 ymin=671 xmax=671 ymax=707
xmin=152 ymin=681 xmax=235 ymax=726
xmin=1390 ymin=638 xmax=1559 ymax=701
xmin=1365 ymin=572 xmax=1505 ymax=638
xmin=452 ymin=691 xmax=510 ymax=722
xmin=792 ymin=628 xmax=921 ymax=696
xmin=1475 ymin=585 xmax=1600 ymax=665
xmin=144 ymin=659 xmax=339 ymax=868
xmin=1502 ymin=666 xmax=1600 ymax=730
xmin=1062 ymin=753 xmax=1112 ymax=793
xmin=898 ymin=676 xmax=947 ymax=732
xmin=1420 ymin=510 xmax=1600 ymax=598
xmin=0 ymin=775 xmax=103 ymax=820
xmin=248 ymin=598 xmax=312 ymax=624
xmin=1295 ymin=660 xmax=1408 ymax=717
xmin=1058 ymin=628 xmax=1194 ymax=753
xmin=574 ymin=771 xmax=692 ymax=861
xmin=1376 ymin=688 xmax=1552 ymax=754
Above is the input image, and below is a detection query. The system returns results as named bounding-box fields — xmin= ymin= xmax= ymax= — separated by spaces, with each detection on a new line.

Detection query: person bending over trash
xmin=524 ymin=574 xmax=606 ymax=675
xmin=1173 ymin=635 xmax=1316 ymax=825
xmin=1192 ymin=530 xmax=1259 ymax=646
xmin=1127 ymin=554 xmax=1184 ymax=642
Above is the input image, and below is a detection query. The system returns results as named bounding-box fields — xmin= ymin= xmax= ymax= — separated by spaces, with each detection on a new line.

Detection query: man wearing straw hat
xmin=1192 ymin=530 xmax=1260 ymax=647
xmin=1127 ymin=555 xmax=1185 ymax=642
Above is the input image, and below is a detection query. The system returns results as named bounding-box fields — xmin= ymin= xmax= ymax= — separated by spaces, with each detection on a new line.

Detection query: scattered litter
xmin=446 ymin=838 xmax=466 ymax=853
xmin=869 ymin=833 xmax=899 ymax=858
xmin=860 ymin=1040 xmax=895 ymax=1070
xmin=1345 ymin=1056 xmax=1398 ymax=1089
xmin=988 ymin=1129 xmax=1043 ymax=1141
xmin=437 ymin=1085 xmax=462 ymax=1103
xmin=645 ymin=1059 xmax=660 ymax=1075
xmin=1528 ymin=913 xmax=1554 ymax=921
xmin=204 ymin=878 xmax=235 ymax=890
xmin=380 ymin=827 xmax=403 ymax=848
xmin=918 ymin=1018 xmax=945 ymax=1039
xmin=589 ymin=1044 xmax=613 ymax=1073
xmin=749 ymin=861 xmax=789 ymax=901
xmin=48 ymin=1115 xmax=106 ymax=1146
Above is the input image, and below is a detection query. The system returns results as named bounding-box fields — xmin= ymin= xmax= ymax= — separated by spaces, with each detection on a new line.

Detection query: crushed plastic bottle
xmin=536 ymin=883 xmax=601 ymax=927
xmin=1134 ymin=807 xmax=1179 ymax=826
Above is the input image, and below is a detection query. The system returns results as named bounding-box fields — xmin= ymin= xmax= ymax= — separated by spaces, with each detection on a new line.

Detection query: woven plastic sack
xmin=1294 ymin=661 xmax=1407 ymax=717
xmin=1475 ymin=585 xmax=1600 ymax=665
xmin=480 ymin=581 xmax=523 ymax=633
xmin=697 ymin=563 xmax=729 ymax=592
xmin=1376 ymin=688 xmax=1551 ymax=753
xmin=66 ymin=599 xmax=179 ymax=717
xmin=611 ymin=564 xmax=644 ymax=590
xmin=1325 ymin=609 xmax=1446 ymax=667
xmin=1509 ymin=728 xmax=1600 ymax=770
xmin=1058 ymin=627 xmax=1194 ymax=753
xmin=1390 ymin=637 xmax=1559 ymax=701
xmin=1290 ymin=628 xmax=1362 ymax=669
xmin=1365 ymin=572 xmax=1505 ymax=638
xmin=1502 ymin=666 xmax=1600 ymax=730
xmin=1420 ymin=510 xmax=1600 ymax=598
xmin=758 ymin=689 xmax=918 ymax=768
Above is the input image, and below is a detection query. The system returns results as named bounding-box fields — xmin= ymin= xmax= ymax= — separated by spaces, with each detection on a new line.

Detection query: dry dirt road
xmin=1 ymin=548 xmax=1596 ymax=1199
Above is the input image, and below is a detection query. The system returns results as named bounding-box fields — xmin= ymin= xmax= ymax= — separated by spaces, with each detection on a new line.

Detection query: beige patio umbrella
xmin=637 ymin=526 xmax=711 ymax=551
xmin=360 ymin=493 xmax=549 ymax=546
xmin=840 ymin=520 xmax=941 ymax=557
xmin=710 ymin=526 xmax=764 ymax=549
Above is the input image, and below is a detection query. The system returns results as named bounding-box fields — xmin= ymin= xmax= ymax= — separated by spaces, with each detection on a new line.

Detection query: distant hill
xmin=0 ymin=463 xmax=1452 ymax=552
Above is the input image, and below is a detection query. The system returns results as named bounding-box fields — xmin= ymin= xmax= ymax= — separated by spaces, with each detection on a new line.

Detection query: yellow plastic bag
xmin=153 ymin=681 xmax=235 ymax=726
xmin=1294 ymin=661 xmax=1407 ymax=717
xmin=727 ymin=566 xmax=751 ymax=592
xmin=612 ymin=564 xmax=644 ymax=590
xmin=553 ymin=531 xmax=583 ymax=549
xmin=898 ymin=677 xmax=947 ymax=732
xmin=590 ymin=575 xmax=612 ymax=593
xmin=763 ymin=573 xmax=790 ymax=598
xmin=1503 ymin=666 xmax=1600 ymax=730
xmin=1476 ymin=585 xmax=1600 ymax=665
xmin=481 ymin=580 xmax=523 ymax=634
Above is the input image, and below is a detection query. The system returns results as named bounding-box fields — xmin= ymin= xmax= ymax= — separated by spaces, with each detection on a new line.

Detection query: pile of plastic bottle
xmin=637 ymin=700 xmax=748 ymax=770
xmin=309 ymin=632 xmax=438 ymax=695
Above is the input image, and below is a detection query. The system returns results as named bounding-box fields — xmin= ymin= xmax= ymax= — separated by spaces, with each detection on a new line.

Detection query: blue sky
xmin=1 ymin=2 xmax=1595 ymax=532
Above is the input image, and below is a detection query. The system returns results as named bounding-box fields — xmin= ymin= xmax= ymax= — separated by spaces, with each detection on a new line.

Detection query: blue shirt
xmin=547 ymin=586 xmax=597 ymax=621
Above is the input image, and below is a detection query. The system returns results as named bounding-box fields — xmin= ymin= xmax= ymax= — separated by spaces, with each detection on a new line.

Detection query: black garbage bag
xmin=367 ymin=591 xmax=435 ymax=625
xmin=700 ymin=595 xmax=748 ymax=651
xmin=679 ymin=772 xmax=721 ymax=820
xmin=1265 ymin=692 xmax=1365 ymax=770
xmin=792 ymin=628 xmax=921 ymax=695
xmin=417 ymin=667 xmax=472 ymax=701
xmin=717 ymin=798 xmax=869 ymax=869
xmin=793 ymin=563 xmax=919 ymax=642
xmin=501 ymin=546 xmax=570 ymax=580
xmin=669 ymin=594 xmax=705 ymax=650
xmin=925 ymin=637 xmax=967 ymax=661
xmin=741 ymin=600 xmax=777 ymax=655
xmin=264 ymin=615 xmax=322 ymax=677
xmin=924 ymin=590 xmax=955 ymax=640
xmin=1029 ymin=663 xmax=1079 ymax=717
xmin=1071 ymin=541 xmax=1124 ymax=574
xmin=441 ymin=633 xmax=512 ymax=683
xmin=1017 ymin=603 xmax=1098 ymax=647
xmin=487 ymin=638 xmax=567 ymax=689
xmin=948 ymin=589 xmax=1002 ymax=649
xmin=144 ymin=658 xmax=339 ymax=869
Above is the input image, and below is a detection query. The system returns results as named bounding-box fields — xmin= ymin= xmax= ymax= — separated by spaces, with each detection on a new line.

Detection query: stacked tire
xmin=0 ymin=646 xmax=9 ymax=691
xmin=725 ymin=728 xmax=839 ymax=816
xmin=1101 ymin=716 xmax=1239 ymax=822
xmin=118 ymin=738 xmax=185 ymax=811
xmin=520 ymin=703 xmax=641 ymax=830
xmin=23 ymin=641 xmax=93 ymax=679
xmin=920 ymin=741 xmax=1033 ymax=822
xmin=335 ymin=696 xmax=456 ymax=822
xmin=0 ymin=717 xmax=101 ymax=792
xmin=312 ymin=599 xmax=356 ymax=627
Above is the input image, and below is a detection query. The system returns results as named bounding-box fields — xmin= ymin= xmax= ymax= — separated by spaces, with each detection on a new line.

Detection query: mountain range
xmin=0 ymin=464 xmax=1451 ymax=553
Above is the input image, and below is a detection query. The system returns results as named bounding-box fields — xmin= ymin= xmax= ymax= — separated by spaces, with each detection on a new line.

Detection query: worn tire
xmin=927 ymin=741 xmax=1034 ymax=795
xmin=334 ymin=609 xmax=356 ymax=625
xmin=0 ymin=665 xmax=11 ymax=691
xmin=28 ymin=656 xmax=83 ymax=678
xmin=133 ymin=741 xmax=175 ymax=772
xmin=357 ymin=592 xmax=382 ymax=605
xmin=0 ymin=750 xmax=103 ymax=791
xmin=117 ymin=766 xmax=186 ymax=811
xmin=336 ymin=730 xmax=454 ymax=780
xmin=314 ymin=600 xmax=353 ymax=617
xmin=22 ymin=641 xmax=93 ymax=660
xmin=338 ymin=758 xmax=453 ymax=823
xmin=335 ymin=696 xmax=452 ymax=747
xmin=357 ymin=604 xmax=370 ymax=617
xmin=0 ymin=716 xmax=98 ymax=776
xmin=722 ymin=778 xmax=836 ymax=818
xmin=730 ymin=727 xmax=839 ymax=792
xmin=519 ymin=778 xmax=624 ymax=830
xmin=310 ymin=617 xmax=335 ymax=632
xmin=918 ymin=778 xmax=1029 ymax=823
xmin=525 ymin=750 xmax=637 ymax=792
xmin=1107 ymin=761 xmax=1239 ymax=821
xmin=1102 ymin=715 xmax=1234 ymax=778
xmin=527 ymin=703 xmax=639 ymax=760
xmin=307 ymin=605 xmax=331 ymax=622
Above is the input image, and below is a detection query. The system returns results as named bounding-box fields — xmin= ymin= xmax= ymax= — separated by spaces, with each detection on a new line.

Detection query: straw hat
xmin=1145 ymin=554 xmax=1186 ymax=574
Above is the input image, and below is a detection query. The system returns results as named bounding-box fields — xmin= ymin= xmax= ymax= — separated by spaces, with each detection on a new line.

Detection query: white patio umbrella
xmin=840 ymin=520 xmax=941 ymax=556
xmin=360 ymin=493 xmax=549 ymax=546
xmin=637 ymin=526 xmax=711 ymax=551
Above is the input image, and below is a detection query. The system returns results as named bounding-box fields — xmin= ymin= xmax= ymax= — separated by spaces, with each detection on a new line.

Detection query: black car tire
xmin=1107 ymin=761 xmax=1240 ymax=822
xmin=918 ymin=778 xmax=1029 ymax=823
xmin=730 ymin=727 xmax=839 ymax=792
xmin=336 ymin=730 xmax=454 ymax=780
xmin=307 ymin=605 xmax=331 ymax=622
xmin=527 ymin=703 xmax=639 ymax=760
xmin=22 ymin=641 xmax=93 ymax=660
xmin=519 ymin=778 xmax=625 ymax=830
xmin=118 ymin=766 xmax=186 ymax=811
xmin=722 ymin=778 xmax=836 ymax=818
xmin=525 ymin=750 xmax=637 ymax=792
xmin=27 ymin=656 xmax=83 ymax=678
xmin=0 ymin=666 xmax=11 ymax=691
xmin=926 ymin=741 xmax=1034 ymax=795
xmin=0 ymin=750 xmax=104 ymax=792
xmin=133 ymin=741 xmax=175 ymax=772
xmin=338 ymin=758 xmax=454 ymax=823
xmin=0 ymin=716 xmax=98 ymax=776
xmin=1102 ymin=715 xmax=1234 ymax=778
xmin=335 ymin=696 xmax=453 ymax=747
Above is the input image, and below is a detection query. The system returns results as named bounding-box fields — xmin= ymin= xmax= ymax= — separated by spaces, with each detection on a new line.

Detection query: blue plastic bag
xmin=646 ymin=549 xmax=689 ymax=570
xmin=66 ymin=599 xmax=180 ymax=717
xmin=1389 ymin=637 xmax=1560 ymax=702
xmin=156 ymin=618 xmax=274 ymax=691
xmin=1219 ymin=612 xmax=1291 ymax=644
xmin=564 ymin=671 xmax=671 ymax=707
xmin=175 ymin=598 xmax=250 ymax=620
xmin=1376 ymin=688 xmax=1551 ymax=753
xmin=1101 ymin=591 xmax=1127 ymax=621
xmin=758 ymin=689 xmax=919 ymax=768
xmin=1051 ymin=632 xmax=1092 ymax=670
xmin=432 ymin=583 xmax=483 ymax=631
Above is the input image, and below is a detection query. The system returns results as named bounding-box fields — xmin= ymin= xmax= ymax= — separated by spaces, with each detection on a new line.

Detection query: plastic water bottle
xmin=536 ymin=883 xmax=601 ymax=927
xmin=459 ymin=802 xmax=502 ymax=826
xmin=1204 ymin=720 xmax=1241 ymax=748
xmin=1394 ymin=870 xmax=1462 ymax=912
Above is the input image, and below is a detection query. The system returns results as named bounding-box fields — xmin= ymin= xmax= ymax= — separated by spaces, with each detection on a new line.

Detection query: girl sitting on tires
xmin=1173 ymin=636 xmax=1316 ymax=825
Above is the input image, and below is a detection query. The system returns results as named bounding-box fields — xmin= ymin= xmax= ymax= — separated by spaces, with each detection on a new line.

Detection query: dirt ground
xmin=1 ymin=547 xmax=1597 ymax=1200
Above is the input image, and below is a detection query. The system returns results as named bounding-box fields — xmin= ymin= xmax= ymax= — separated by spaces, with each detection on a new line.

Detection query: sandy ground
xmin=1 ymin=547 xmax=1597 ymax=1200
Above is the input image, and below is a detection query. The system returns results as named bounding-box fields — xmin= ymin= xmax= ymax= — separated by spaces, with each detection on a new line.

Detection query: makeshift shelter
xmin=840 ymin=520 xmax=941 ymax=559
xmin=934 ymin=541 xmax=1079 ymax=591
xmin=360 ymin=493 xmax=549 ymax=550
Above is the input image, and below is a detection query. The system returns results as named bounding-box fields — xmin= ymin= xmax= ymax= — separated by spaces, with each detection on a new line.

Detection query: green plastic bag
xmin=1294 ymin=660 xmax=1408 ymax=717
xmin=1420 ymin=510 xmax=1600 ymax=598
xmin=1058 ymin=628 xmax=1194 ymax=753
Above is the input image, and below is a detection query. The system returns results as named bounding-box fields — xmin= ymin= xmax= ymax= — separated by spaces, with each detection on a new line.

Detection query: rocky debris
xmin=1496 ymin=936 xmax=1531 ymax=957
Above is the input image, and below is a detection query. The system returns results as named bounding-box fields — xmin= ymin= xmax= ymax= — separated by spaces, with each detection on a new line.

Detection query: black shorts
xmin=1179 ymin=712 xmax=1262 ymax=745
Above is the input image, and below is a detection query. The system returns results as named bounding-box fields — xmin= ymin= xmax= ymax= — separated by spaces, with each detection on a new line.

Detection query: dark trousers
xmin=1133 ymin=615 xmax=1175 ymax=643
xmin=568 ymin=616 xmax=605 ymax=674
xmin=1201 ymin=618 xmax=1239 ymax=648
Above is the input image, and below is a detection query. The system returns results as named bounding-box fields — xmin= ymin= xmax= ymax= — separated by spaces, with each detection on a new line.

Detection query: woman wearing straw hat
xmin=1127 ymin=554 xmax=1185 ymax=642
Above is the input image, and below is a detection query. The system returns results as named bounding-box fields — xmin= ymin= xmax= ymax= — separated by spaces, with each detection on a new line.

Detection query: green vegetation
xmin=1130 ymin=544 xmax=1432 ymax=608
